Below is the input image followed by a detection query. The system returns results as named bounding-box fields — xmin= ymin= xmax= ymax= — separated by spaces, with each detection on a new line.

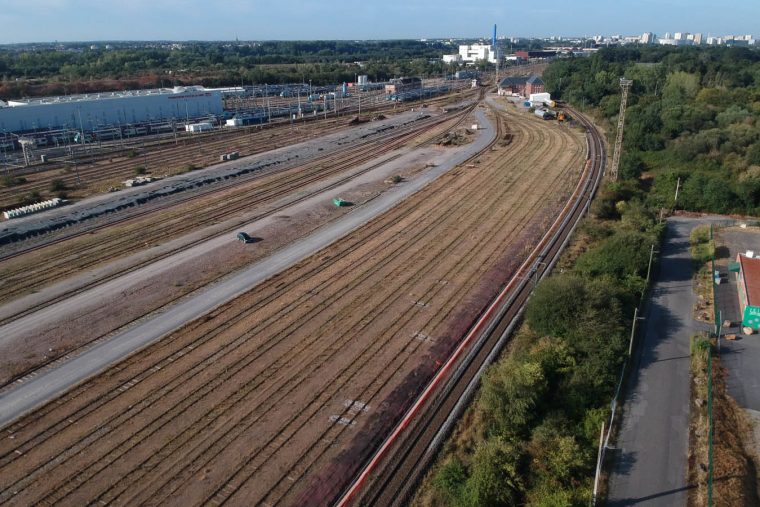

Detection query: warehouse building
xmin=0 ymin=86 xmax=223 ymax=134
xmin=384 ymin=77 xmax=422 ymax=94
xmin=514 ymin=50 xmax=558 ymax=60
xmin=735 ymin=253 xmax=760 ymax=329
xmin=497 ymin=76 xmax=545 ymax=98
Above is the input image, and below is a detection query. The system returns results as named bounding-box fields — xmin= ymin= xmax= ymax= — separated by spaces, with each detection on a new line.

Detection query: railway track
xmin=336 ymin=107 xmax=606 ymax=506
xmin=0 ymin=88 xmax=479 ymax=209
xmin=0 ymin=100 xmax=584 ymax=505
xmin=0 ymin=104 xmax=480 ymax=386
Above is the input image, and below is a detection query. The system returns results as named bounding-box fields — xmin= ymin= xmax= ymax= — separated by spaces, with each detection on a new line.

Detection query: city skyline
xmin=0 ymin=0 xmax=759 ymax=44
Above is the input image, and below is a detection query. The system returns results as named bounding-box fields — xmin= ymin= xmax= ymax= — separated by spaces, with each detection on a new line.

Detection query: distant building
xmin=497 ymin=75 xmax=545 ymax=98
xmin=514 ymin=50 xmax=558 ymax=60
xmin=442 ymin=54 xmax=463 ymax=64
xmin=384 ymin=77 xmax=422 ymax=94
xmin=0 ymin=85 xmax=223 ymax=134
xmin=458 ymin=44 xmax=501 ymax=64
xmin=693 ymin=33 xmax=704 ymax=45
xmin=640 ymin=32 xmax=656 ymax=44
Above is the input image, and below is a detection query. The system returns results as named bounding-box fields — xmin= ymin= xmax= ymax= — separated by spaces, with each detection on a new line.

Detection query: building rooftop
xmin=739 ymin=253 xmax=760 ymax=306
xmin=499 ymin=76 xmax=530 ymax=87
xmin=5 ymin=85 xmax=211 ymax=107
xmin=499 ymin=75 xmax=543 ymax=87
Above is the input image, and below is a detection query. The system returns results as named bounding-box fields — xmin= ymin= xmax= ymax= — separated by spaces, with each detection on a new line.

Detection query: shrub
xmin=134 ymin=166 xmax=147 ymax=175
xmin=434 ymin=458 xmax=467 ymax=502
xmin=574 ymin=230 xmax=654 ymax=280
xmin=49 ymin=179 xmax=67 ymax=192
xmin=1 ymin=175 xmax=27 ymax=187
xmin=461 ymin=437 xmax=524 ymax=506
xmin=480 ymin=359 xmax=548 ymax=438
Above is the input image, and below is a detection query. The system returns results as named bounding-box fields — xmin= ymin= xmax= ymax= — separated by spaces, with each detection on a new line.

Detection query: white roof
xmin=6 ymin=85 xmax=211 ymax=107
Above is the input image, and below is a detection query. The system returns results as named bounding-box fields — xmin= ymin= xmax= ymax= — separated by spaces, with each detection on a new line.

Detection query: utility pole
xmin=674 ymin=177 xmax=681 ymax=204
xmin=610 ymin=78 xmax=633 ymax=181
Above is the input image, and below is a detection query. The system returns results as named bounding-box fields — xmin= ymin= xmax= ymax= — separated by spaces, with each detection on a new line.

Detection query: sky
xmin=0 ymin=0 xmax=758 ymax=43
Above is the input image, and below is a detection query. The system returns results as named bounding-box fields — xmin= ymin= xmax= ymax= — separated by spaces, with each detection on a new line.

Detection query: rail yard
xmin=0 ymin=76 xmax=604 ymax=507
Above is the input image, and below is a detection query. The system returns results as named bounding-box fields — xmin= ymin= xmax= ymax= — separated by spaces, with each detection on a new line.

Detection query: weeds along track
xmin=0 ymin=105 xmax=586 ymax=506
xmin=0 ymin=108 xmax=475 ymax=312
xmin=0 ymin=89 xmax=480 ymax=208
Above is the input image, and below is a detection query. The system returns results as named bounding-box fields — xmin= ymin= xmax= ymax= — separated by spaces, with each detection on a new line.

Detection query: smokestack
xmin=493 ymin=24 xmax=497 ymax=47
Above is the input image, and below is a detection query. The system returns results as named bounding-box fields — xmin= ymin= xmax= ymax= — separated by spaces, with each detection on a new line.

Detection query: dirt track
xmin=0 ymin=101 xmax=584 ymax=506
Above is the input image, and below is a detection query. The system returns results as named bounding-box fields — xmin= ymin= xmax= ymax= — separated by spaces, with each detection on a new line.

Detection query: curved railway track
xmin=0 ymin=100 xmax=584 ymax=506
xmin=336 ymin=107 xmax=606 ymax=507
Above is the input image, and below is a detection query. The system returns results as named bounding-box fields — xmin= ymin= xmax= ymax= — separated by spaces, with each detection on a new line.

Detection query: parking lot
xmin=715 ymin=226 xmax=760 ymax=419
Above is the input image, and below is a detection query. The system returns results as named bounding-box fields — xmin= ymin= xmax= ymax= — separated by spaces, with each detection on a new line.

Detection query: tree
xmin=461 ymin=437 xmax=524 ymax=506
xmin=480 ymin=359 xmax=548 ymax=438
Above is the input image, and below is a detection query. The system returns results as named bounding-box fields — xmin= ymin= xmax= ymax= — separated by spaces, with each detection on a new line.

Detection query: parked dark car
xmin=237 ymin=232 xmax=254 ymax=243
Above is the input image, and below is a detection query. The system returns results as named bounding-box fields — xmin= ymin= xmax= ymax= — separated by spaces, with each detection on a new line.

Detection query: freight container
xmin=529 ymin=92 xmax=551 ymax=103
xmin=185 ymin=122 xmax=213 ymax=133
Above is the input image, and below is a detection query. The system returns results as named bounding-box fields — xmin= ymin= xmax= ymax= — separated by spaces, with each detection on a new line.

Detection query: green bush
xmin=461 ymin=437 xmax=524 ymax=507
xmin=1 ymin=175 xmax=27 ymax=187
xmin=434 ymin=458 xmax=467 ymax=502
xmin=134 ymin=166 xmax=147 ymax=175
xmin=574 ymin=230 xmax=653 ymax=280
xmin=49 ymin=179 xmax=67 ymax=192
xmin=480 ymin=359 xmax=548 ymax=438
xmin=689 ymin=225 xmax=711 ymax=245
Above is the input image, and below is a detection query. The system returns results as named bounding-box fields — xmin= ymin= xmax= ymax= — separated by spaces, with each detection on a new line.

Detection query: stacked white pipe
xmin=3 ymin=198 xmax=63 ymax=219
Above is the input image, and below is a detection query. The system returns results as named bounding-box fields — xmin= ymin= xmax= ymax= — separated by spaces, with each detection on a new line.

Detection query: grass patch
xmin=1 ymin=175 xmax=27 ymax=188
xmin=49 ymin=179 xmax=67 ymax=192
xmin=688 ymin=334 xmax=711 ymax=506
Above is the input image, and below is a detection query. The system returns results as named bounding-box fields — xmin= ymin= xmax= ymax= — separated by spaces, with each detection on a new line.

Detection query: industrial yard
xmin=0 ymin=75 xmax=599 ymax=505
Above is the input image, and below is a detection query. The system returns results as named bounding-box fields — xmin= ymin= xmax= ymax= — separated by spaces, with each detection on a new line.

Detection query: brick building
xmin=497 ymin=75 xmax=545 ymax=98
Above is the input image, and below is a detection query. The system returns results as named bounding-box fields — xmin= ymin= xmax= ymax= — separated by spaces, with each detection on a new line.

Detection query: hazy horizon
xmin=0 ymin=0 xmax=758 ymax=44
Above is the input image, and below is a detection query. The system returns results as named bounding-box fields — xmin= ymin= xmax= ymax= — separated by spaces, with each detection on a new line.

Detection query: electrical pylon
xmin=610 ymin=78 xmax=633 ymax=181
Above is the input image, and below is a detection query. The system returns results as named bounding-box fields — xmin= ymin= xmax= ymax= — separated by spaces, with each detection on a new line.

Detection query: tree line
xmin=544 ymin=45 xmax=760 ymax=215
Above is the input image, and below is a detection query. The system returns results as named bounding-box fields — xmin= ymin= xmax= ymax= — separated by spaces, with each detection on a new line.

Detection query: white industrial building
xmin=442 ymin=54 xmax=463 ymax=64
xmin=457 ymin=44 xmax=501 ymax=64
xmin=0 ymin=85 xmax=224 ymax=134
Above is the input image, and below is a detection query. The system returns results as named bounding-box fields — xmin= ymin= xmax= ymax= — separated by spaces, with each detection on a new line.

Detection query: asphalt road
xmin=608 ymin=217 xmax=718 ymax=506
xmin=0 ymin=109 xmax=495 ymax=430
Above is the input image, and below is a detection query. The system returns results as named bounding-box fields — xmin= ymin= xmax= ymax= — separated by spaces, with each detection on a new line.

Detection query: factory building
xmin=497 ymin=76 xmax=545 ymax=98
xmin=514 ymin=50 xmax=558 ymax=60
xmin=0 ymin=86 xmax=223 ymax=134
xmin=442 ymin=54 xmax=463 ymax=64
xmin=458 ymin=44 xmax=501 ymax=64
xmin=735 ymin=253 xmax=760 ymax=329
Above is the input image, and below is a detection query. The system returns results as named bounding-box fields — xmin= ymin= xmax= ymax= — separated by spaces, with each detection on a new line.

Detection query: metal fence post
xmin=592 ymin=421 xmax=605 ymax=506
